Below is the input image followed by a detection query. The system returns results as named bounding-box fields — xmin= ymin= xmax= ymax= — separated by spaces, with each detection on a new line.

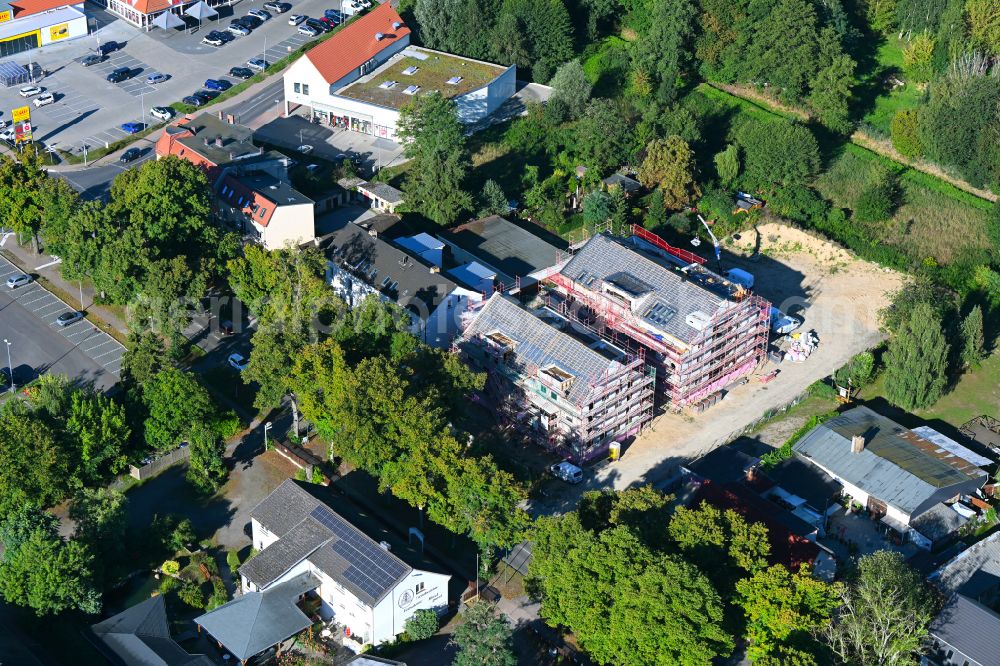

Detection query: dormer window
xmin=539 ymin=365 xmax=574 ymax=394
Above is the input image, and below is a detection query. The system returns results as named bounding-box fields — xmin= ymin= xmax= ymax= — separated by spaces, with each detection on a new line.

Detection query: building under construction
xmin=458 ymin=293 xmax=656 ymax=463
xmin=547 ymin=226 xmax=770 ymax=410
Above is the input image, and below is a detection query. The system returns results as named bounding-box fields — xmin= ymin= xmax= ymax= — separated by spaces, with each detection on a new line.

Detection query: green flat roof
xmin=336 ymin=48 xmax=505 ymax=110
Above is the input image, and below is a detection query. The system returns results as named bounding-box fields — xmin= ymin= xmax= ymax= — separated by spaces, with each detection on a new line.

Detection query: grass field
xmin=860 ymin=37 xmax=926 ymax=136
xmin=915 ymin=352 xmax=1000 ymax=426
xmin=814 ymin=144 xmax=991 ymax=263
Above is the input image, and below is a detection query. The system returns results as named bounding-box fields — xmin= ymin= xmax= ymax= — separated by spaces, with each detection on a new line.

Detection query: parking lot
xmin=0 ymin=0 xmax=341 ymax=155
xmin=0 ymin=256 xmax=124 ymax=390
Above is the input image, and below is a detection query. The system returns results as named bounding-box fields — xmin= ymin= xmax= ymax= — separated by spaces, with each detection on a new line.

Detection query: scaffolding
xmin=547 ymin=230 xmax=771 ymax=411
xmin=456 ymin=295 xmax=656 ymax=463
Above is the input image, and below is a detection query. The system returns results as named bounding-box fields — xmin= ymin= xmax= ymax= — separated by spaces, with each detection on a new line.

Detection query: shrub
xmin=854 ymin=172 xmax=898 ymax=223
xmin=295 ymin=468 xmax=307 ymax=482
xmin=169 ymin=518 xmax=196 ymax=554
xmin=404 ymin=609 xmax=439 ymax=642
xmin=760 ymin=413 xmax=836 ymax=469
xmin=161 ymin=560 xmax=180 ymax=575
xmin=311 ymin=466 xmax=325 ymax=484
xmin=212 ymin=411 xmax=242 ymax=440
xmin=226 ymin=550 xmax=241 ymax=572
xmin=890 ymin=110 xmax=922 ymax=159
xmin=159 ymin=576 xmax=180 ymax=594
xmin=177 ymin=581 xmax=205 ymax=610
xmin=207 ymin=578 xmax=228 ymax=610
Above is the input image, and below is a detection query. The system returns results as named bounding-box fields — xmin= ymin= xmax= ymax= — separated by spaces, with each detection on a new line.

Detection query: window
xmin=302 ymin=84 xmax=309 ymax=95
xmin=294 ymin=82 xmax=301 ymax=93
xmin=259 ymin=208 xmax=267 ymax=218
xmin=415 ymin=582 xmax=425 ymax=593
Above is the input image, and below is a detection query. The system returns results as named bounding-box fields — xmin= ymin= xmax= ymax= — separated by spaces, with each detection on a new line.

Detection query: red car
xmin=318 ymin=16 xmax=336 ymax=28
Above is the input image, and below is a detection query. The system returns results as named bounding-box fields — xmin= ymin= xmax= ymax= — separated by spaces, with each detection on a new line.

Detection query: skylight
xmin=446 ymin=76 xmax=462 ymax=85
xmin=402 ymin=66 xmax=418 ymax=75
xmin=379 ymin=80 xmax=397 ymax=89
xmin=402 ymin=85 xmax=420 ymax=95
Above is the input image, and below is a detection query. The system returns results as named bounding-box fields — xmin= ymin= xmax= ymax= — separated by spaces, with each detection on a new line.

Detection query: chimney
xmin=851 ymin=435 xmax=866 ymax=454
xmin=430 ymin=266 xmax=440 ymax=274
xmin=203 ymin=137 xmax=211 ymax=146
xmin=218 ymin=110 xmax=225 ymax=121
xmin=215 ymin=135 xmax=223 ymax=148
xmin=368 ymin=228 xmax=378 ymax=238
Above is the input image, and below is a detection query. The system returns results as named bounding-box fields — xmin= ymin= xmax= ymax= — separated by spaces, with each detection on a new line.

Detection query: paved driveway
xmin=0 ymin=256 xmax=124 ymax=386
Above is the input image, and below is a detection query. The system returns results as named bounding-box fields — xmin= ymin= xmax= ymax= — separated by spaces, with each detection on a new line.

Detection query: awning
xmin=184 ymin=0 xmax=217 ymax=19
xmin=879 ymin=513 xmax=909 ymax=535
xmin=152 ymin=10 xmax=184 ymax=29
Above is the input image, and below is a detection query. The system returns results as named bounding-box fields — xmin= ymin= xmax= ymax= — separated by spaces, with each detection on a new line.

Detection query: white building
xmin=0 ymin=0 xmax=87 ymax=58
xmin=283 ymin=3 xmax=516 ymax=140
xmin=197 ymin=480 xmax=450 ymax=659
xmin=218 ymin=172 xmax=315 ymax=250
xmin=324 ymin=218 xmax=482 ymax=347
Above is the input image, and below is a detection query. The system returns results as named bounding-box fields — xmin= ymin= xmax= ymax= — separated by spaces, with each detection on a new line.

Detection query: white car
xmin=5 ymin=273 xmax=32 ymax=289
xmin=549 ymin=461 xmax=583 ymax=484
xmin=32 ymin=93 xmax=55 ymax=108
xmin=228 ymin=353 xmax=248 ymax=372
xmin=247 ymin=58 xmax=268 ymax=72
xmin=0 ymin=129 xmax=14 ymax=142
xmin=18 ymin=85 xmax=42 ymax=97
xmin=288 ymin=13 xmax=305 ymax=24
xmin=150 ymin=106 xmax=173 ymax=121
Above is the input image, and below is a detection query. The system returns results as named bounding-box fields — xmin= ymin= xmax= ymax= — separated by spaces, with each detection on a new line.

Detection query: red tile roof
xmin=219 ymin=176 xmax=276 ymax=227
xmin=10 ymin=0 xmax=81 ymax=17
xmin=154 ymin=121 xmax=223 ymax=180
xmin=305 ymin=3 xmax=410 ymax=85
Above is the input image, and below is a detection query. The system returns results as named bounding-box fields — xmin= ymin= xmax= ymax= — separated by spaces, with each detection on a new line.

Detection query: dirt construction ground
xmin=532 ymin=223 xmax=905 ymax=513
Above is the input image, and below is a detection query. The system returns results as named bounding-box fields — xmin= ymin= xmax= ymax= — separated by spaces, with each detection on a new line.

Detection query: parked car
xmin=120 ymin=122 xmax=144 ymax=134
xmin=297 ymin=23 xmax=320 ymax=36
xmin=146 ymin=72 xmax=168 ymax=85
xmin=120 ymin=147 xmax=141 ymax=163
xmin=201 ymin=31 xmax=226 ymax=47
xmin=150 ymin=106 xmax=173 ymax=121
xmin=98 ymin=41 xmax=121 ymax=55
xmin=55 ymin=311 xmax=84 ymax=327
xmin=263 ymin=1 xmax=290 ymax=13
xmin=204 ymin=78 xmax=231 ymax=91
xmin=81 ymin=54 xmax=104 ymax=66
xmin=247 ymin=58 xmax=268 ymax=72
xmin=228 ymin=22 xmax=251 ymax=36
xmin=192 ymin=90 xmax=217 ymax=103
xmin=287 ymin=13 xmax=306 ymax=24
xmin=228 ymin=353 xmax=248 ymax=372
xmin=32 ymin=93 xmax=55 ymax=108
xmin=0 ymin=129 xmax=14 ymax=143
xmin=317 ymin=16 xmax=336 ymax=28
xmin=18 ymin=85 xmax=42 ymax=97
xmin=5 ymin=273 xmax=32 ymax=289
xmin=182 ymin=95 xmax=204 ymax=107
xmin=247 ymin=8 xmax=271 ymax=21
xmin=106 ymin=67 xmax=131 ymax=83
xmin=305 ymin=17 xmax=330 ymax=32
xmin=549 ymin=461 xmax=584 ymax=484
xmin=240 ymin=15 xmax=262 ymax=28
xmin=229 ymin=66 xmax=254 ymax=79
xmin=356 ymin=0 xmax=371 ymax=7
xmin=323 ymin=8 xmax=343 ymax=21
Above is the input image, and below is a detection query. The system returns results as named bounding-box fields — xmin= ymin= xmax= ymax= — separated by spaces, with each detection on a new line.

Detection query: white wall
xmin=425 ymin=287 xmax=481 ymax=348
xmin=454 ymin=64 xmax=517 ymax=124
xmin=258 ymin=202 xmax=315 ymax=250
xmin=372 ymin=569 xmax=450 ymax=645
xmin=251 ymin=517 xmax=280 ymax=551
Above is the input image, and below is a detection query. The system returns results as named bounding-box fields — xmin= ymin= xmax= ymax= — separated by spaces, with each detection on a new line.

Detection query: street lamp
xmin=263 ymin=421 xmax=272 ymax=451
xmin=3 ymin=339 xmax=12 ymax=394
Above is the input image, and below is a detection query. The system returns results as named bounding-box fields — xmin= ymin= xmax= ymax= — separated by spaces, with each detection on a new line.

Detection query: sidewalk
xmin=0 ymin=235 xmax=129 ymax=338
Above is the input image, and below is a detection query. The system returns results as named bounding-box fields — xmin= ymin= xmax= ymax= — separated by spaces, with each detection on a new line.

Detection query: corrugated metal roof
xmin=463 ymin=293 xmax=623 ymax=405
xmin=929 ymin=593 xmax=1000 ymax=666
xmin=793 ymin=407 xmax=986 ymax=515
xmin=932 ymin=531 xmax=1000 ymax=597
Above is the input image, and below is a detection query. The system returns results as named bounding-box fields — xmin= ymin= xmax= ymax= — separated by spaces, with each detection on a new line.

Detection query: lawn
xmin=814 ymin=145 xmax=991 ymax=263
xmin=860 ymin=37 xmax=926 ymax=136
xmin=915 ymin=352 xmax=1000 ymax=426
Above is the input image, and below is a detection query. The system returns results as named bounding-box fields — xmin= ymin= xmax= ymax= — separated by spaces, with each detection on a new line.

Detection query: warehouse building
xmin=0 ymin=0 xmax=87 ymax=58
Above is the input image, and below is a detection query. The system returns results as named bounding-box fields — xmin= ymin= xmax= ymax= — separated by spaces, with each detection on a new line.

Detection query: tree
xmin=582 ymin=190 xmax=613 ymax=229
xmin=834 ymin=351 xmax=876 ymax=388
xmin=187 ymin=423 xmax=228 ymax=493
xmin=0 ymin=528 xmax=100 ymax=615
xmin=405 ymin=608 xmax=440 ymax=641
xmin=0 ymin=505 xmax=59 ymax=556
xmin=632 ymin=0 xmax=698 ymax=106
xmin=450 ymin=601 xmax=517 ymax=666
xmin=70 ymin=487 xmax=128 ymax=583
xmin=478 ymin=179 xmax=509 ymax=217
xmin=714 ymin=144 xmax=740 ymax=188
xmin=548 ymin=60 xmax=592 ymax=119
xmin=0 ymin=149 xmax=48 ymax=252
xmin=0 ymin=403 xmax=71 ymax=516
xmin=865 ymin=0 xmax=899 ymax=33
xmin=966 ymin=0 xmax=1000 ymax=54
xmin=736 ymin=564 xmax=843 ymax=663
xmin=960 ymin=304 xmax=986 ymax=368
xmin=638 ymin=136 xmax=700 ymax=209
xmin=398 ymin=93 xmax=474 ymax=225
xmin=884 ymin=301 xmax=950 ymax=410
xmin=902 ymin=32 xmax=936 ymax=81
xmin=497 ymin=0 xmax=575 ymax=82
xmin=824 ymin=551 xmax=935 ymax=666
xmin=142 ymin=368 xmax=214 ymax=451
xmin=808 ymin=29 xmax=856 ymax=132
xmin=890 ymin=109 xmax=923 ymax=158
xmin=734 ymin=119 xmax=821 ymax=190
xmin=667 ymin=502 xmax=770 ymax=590
xmin=575 ymin=98 xmax=637 ymax=173
xmin=853 ymin=170 xmax=898 ymax=223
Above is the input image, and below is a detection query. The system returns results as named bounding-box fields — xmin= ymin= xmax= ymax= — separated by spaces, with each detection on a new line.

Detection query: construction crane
xmin=696 ymin=214 xmax=723 ymax=270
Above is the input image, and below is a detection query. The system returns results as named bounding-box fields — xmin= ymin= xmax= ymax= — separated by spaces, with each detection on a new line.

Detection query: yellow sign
xmin=11 ymin=106 xmax=29 ymax=123
xmin=0 ymin=10 xmax=10 ymax=22
xmin=49 ymin=23 xmax=69 ymax=41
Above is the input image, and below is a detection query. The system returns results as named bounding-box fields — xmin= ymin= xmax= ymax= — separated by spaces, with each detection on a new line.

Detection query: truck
xmin=725 ymin=268 xmax=755 ymax=290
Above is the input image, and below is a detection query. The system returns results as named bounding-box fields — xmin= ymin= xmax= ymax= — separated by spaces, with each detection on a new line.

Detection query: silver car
xmin=5 ymin=273 xmax=32 ymax=289
xmin=55 ymin=311 xmax=84 ymax=326
xmin=146 ymin=72 xmax=168 ymax=85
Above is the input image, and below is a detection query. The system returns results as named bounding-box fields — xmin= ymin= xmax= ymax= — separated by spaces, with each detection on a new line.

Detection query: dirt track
xmin=542 ymin=224 xmax=907 ymax=499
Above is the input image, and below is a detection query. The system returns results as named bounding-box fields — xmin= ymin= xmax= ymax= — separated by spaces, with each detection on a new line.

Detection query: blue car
xmin=323 ymin=8 xmax=343 ymax=21
xmin=121 ymin=122 xmax=145 ymax=134
xmin=204 ymin=78 xmax=232 ymax=91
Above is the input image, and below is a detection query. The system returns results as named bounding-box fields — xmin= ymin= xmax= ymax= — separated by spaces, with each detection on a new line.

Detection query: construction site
xmin=457 ymin=293 xmax=656 ymax=464
xmin=546 ymin=226 xmax=772 ymax=411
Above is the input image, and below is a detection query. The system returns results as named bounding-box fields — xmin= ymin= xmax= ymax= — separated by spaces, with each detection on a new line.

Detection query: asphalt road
xmin=227 ymin=77 xmax=285 ymax=125
xmin=55 ymin=139 xmax=157 ymax=199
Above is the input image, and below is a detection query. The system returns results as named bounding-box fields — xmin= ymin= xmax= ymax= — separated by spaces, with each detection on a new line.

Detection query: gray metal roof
xmin=932 ymin=532 xmax=1000 ymax=597
xmin=767 ymin=454 xmax=842 ymax=512
xmin=446 ymin=216 xmax=564 ymax=281
xmin=346 ymin=656 xmax=409 ymax=666
xmin=242 ymin=480 xmax=412 ymax=607
xmin=910 ymin=502 xmax=969 ymax=542
xmin=462 ymin=293 xmax=625 ymax=404
xmin=928 ymin=593 xmax=1000 ymax=666
xmin=358 ymin=181 xmax=404 ymax=204
xmin=195 ymin=572 xmax=317 ymax=662
xmin=683 ymin=446 xmax=757 ymax=484
xmin=323 ymin=219 xmax=460 ymax=319
xmin=793 ymin=407 xmax=986 ymax=516
xmin=602 ymin=172 xmax=641 ymax=192
xmin=90 ymin=595 xmax=214 ymax=666
xmin=559 ymin=233 xmax=733 ymax=346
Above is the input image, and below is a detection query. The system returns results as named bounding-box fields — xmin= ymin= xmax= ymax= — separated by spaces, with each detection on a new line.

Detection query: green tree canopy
xmin=638 ymin=135 xmax=701 ymax=209
xmin=478 ymin=179 xmax=510 ymax=218
xmin=398 ymin=92 xmax=474 ymax=225
xmin=883 ymin=300 xmax=950 ymax=410
xmin=960 ymin=304 xmax=986 ymax=368
xmin=451 ymin=601 xmax=517 ymax=666
xmin=142 ymin=368 xmax=214 ymax=451
xmin=548 ymin=59 xmax=592 ymax=119
xmin=405 ymin=608 xmax=440 ymax=641
xmin=0 ymin=527 xmax=100 ymax=615
xmin=733 ymin=119 xmax=821 ymax=191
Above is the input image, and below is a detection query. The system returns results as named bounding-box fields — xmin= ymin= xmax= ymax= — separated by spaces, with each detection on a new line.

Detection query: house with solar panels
xmin=196 ymin=480 xmax=449 ymax=658
xmin=793 ymin=406 xmax=990 ymax=548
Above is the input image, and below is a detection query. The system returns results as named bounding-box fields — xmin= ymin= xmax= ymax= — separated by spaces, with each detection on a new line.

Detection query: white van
xmin=549 ymin=461 xmax=584 ymax=484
